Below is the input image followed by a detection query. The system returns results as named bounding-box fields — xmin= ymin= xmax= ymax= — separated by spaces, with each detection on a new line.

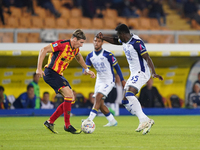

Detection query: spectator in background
xmin=0 ymin=0 xmax=5 ymax=25
xmin=37 ymin=0 xmax=61 ymax=18
xmin=183 ymin=0 xmax=197 ymax=19
xmin=82 ymin=0 xmax=97 ymax=18
xmin=29 ymin=73 xmax=40 ymax=109
xmin=133 ymin=0 xmax=148 ymax=12
xmin=111 ymin=0 xmax=124 ymax=15
xmin=0 ymin=85 xmax=10 ymax=109
xmin=84 ymin=92 xmax=95 ymax=109
xmin=41 ymin=92 xmax=54 ymax=109
xmin=2 ymin=0 xmax=12 ymax=15
xmin=187 ymin=84 xmax=200 ymax=108
xmin=148 ymin=0 xmax=166 ymax=26
xmin=193 ymin=9 xmax=200 ymax=25
xmin=139 ymin=78 xmax=165 ymax=108
xmin=121 ymin=0 xmax=140 ymax=18
xmin=72 ymin=90 xmax=85 ymax=108
xmin=169 ymin=94 xmax=182 ymax=108
xmin=14 ymin=0 xmax=37 ymax=16
xmin=192 ymin=72 xmax=200 ymax=90
xmin=94 ymin=8 xmax=104 ymax=18
xmin=53 ymin=93 xmax=64 ymax=108
xmin=13 ymin=85 xmax=36 ymax=109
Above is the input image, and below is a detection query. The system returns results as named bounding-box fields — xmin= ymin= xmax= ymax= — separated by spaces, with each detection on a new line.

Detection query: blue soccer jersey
xmin=119 ymin=34 xmax=150 ymax=75
xmin=85 ymin=49 xmax=124 ymax=97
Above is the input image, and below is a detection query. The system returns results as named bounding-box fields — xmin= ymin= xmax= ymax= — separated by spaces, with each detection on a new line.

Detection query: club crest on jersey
xmin=52 ymin=43 xmax=58 ymax=47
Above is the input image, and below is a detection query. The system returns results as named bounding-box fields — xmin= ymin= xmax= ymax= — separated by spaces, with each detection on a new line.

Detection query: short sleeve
xmin=133 ymin=40 xmax=147 ymax=55
xmin=50 ymin=40 xmax=65 ymax=52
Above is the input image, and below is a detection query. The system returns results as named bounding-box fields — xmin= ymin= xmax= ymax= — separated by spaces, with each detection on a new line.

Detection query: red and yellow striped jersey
xmin=45 ymin=39 xmax=79 ymax=75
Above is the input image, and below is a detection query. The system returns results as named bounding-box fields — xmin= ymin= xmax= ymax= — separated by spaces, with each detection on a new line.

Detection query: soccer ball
xmin=81 ymin=119 xmax=95 ymax=134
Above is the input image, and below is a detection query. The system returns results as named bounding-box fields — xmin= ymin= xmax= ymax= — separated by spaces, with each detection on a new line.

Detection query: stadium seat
xmin=10 ymin=7 xmax=22 ymax=18
xmin=35 ymin=7 xmax=47 ymax=18
xmin=103 ymin=18 xmax=116 ymax=29
xmin=68 ymin=18 xmax=80 ymax=29
xmin=80 ymin=17 xmax=92 ymax=29
xmin=139 ymin=18 xmax=151 ymax=30
xmin=17 ymin=33 xmax=28 ymax=43
xmin=51 ymin=0 xmax=62 ymax=10
xmin=191 ymin=19 xmax=200 ymax=30
xmin=106 ymin=9 xmax=118 ymax=18
xmin=141 ymin=8 xmax=149 ymax=17
xmin=104 ymin=9 xmax=118 ymax=19
xmin=2 ymin=33 xmax=14 ymax=43
xmin=0 ymin=32 xmax=3 ymax=42
xmin=6 ymin=17 xmax=19 ymax=28
xmin=60 ymin=7 xmax=71 ymax=19
xmin=116 ymin=17 xmax=127 ymax=26
xmin=150 ymin=18 xmax=161 ymax=30
xmin=31 ymin=17 xmax=44 ymax=28
xmin=148 ymin=35 xmax=160 ymax=43
xmin=70 ymin=8 xmax=82 ymax=18
xmin=27 ymin=33 xmax=40 ymax=43
xmin=127 ymin=18 xmax=140 ymax=29
xmin=19 ymin=17 xmax=31 ymax=28
xmin=139 ymin=34 xmax=150 ymax=42
xmin=60 ymin=0 xmax=73 ymax=6
xmin=44 ymin=17 xmax=56 ymax=29
xmin=56 ymin=18 xmax=68 ymax=29
xmin=92 ymin=18 xmax=104 ymax=29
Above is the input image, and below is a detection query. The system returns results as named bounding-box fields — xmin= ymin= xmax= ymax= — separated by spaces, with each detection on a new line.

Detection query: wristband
xmin=85 ymin=68 xmax=89 ymax=73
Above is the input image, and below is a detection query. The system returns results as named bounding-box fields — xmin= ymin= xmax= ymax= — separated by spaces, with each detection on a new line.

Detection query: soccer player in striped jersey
xmin=36 ymin=29 xmax=95 ymax=134
xmin=83 ymin=36 xmax=126 ymax=127
xmin=97 ymin=24 xmax=163 ymax=135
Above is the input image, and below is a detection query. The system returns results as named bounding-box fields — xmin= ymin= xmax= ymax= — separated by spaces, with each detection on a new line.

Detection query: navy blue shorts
xmin=43 ymin=68 xmax=71 ymax=94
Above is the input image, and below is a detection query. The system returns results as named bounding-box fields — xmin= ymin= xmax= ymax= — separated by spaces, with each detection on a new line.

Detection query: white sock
xmin=124 ymin=96 xmax=149 ymax=123
xmin=105 ymin=113 xmax=116 ymax=122
xmin=88 ymin=111 xmax=97 ymax=121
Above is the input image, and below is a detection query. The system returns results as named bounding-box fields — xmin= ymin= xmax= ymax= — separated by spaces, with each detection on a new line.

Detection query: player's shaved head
xmin=115 ymin=24 xmax=130 ymax=34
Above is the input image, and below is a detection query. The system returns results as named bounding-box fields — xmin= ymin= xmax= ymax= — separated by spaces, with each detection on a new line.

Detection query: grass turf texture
xmin=0 ymin=116 xmax=200 ymax=150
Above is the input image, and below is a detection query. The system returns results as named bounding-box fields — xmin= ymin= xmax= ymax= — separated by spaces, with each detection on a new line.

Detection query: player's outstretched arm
xmin=142 ymin=53 xmax=163 ymax=81
xmin=96 ymin=32 xmax=122 ymax=45
xmin=36 ymin=44 xmax=53 ymax=78
xmin=75 ymin=53 xmax=96 ymax=78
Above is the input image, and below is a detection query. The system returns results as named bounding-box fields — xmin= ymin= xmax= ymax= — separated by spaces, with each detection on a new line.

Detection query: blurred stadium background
xmin=0 ymin=0 xmax=200 ymax=109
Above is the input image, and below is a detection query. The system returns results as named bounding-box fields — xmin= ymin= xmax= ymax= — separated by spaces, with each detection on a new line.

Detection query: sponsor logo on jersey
xmin=140 ymin=44 xmax=146 ymax=51
xmin=53 ymin=43 xmax=58 ymax=47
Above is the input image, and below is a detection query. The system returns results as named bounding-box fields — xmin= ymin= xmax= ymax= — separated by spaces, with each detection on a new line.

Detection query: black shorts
xmin=43 ymin=68 xmax=71 ymax=94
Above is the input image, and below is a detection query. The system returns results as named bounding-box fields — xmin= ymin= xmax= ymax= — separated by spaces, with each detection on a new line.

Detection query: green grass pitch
xmin=0 ymin=115 xmax=200 ymax=150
